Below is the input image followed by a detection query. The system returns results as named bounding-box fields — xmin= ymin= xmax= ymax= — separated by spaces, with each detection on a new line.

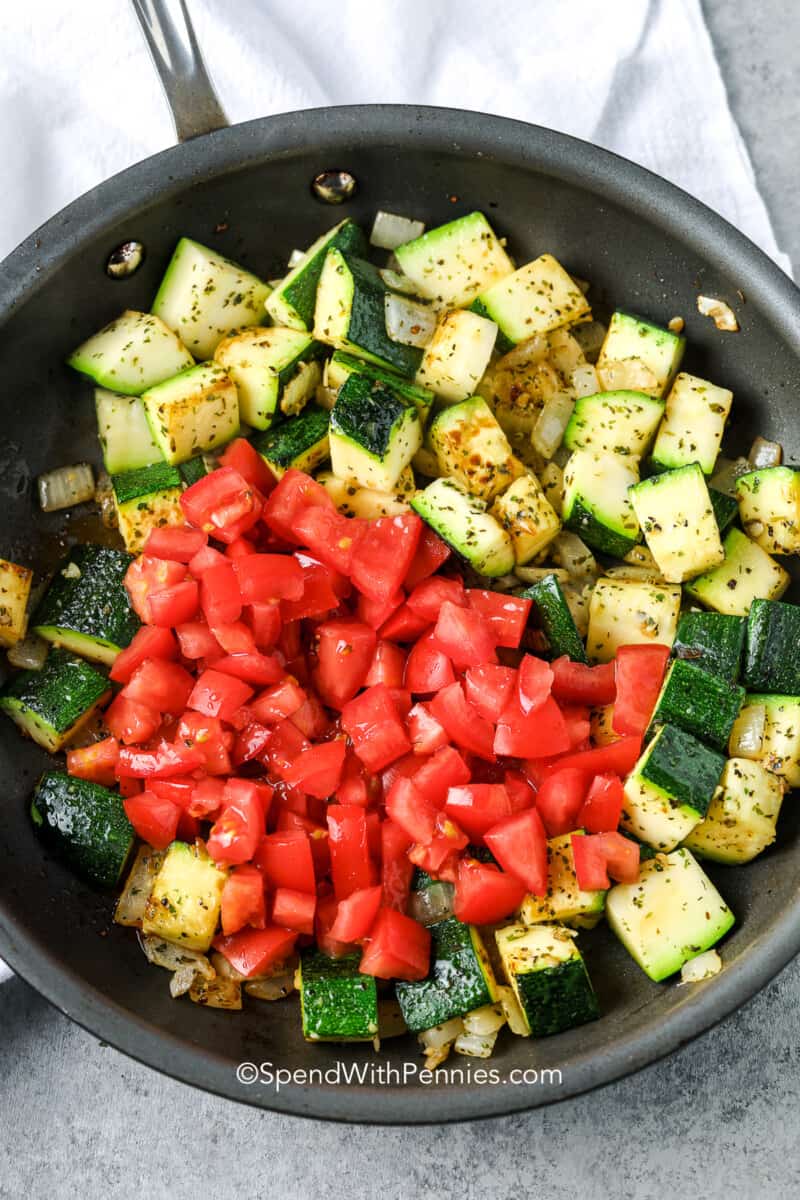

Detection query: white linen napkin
xmin=0 ymin=0 xmax=788 ymax=983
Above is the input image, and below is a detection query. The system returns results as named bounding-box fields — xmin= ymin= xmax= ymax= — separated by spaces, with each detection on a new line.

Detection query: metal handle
xmin=130 ymin=0 xmax=228 ymax=142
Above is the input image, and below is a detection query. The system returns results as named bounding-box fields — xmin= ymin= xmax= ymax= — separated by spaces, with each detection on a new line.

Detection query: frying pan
xmin=1 ymin=0 xmax=799 ymax=1125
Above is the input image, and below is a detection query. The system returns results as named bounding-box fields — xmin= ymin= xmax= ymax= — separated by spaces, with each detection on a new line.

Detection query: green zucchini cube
xmin=142 ymin=361 xmax=240 ymax=466
xmin=329 ymin=374 xmax=422 ymax=492
xmin=214 ymin=325 xmax=324 ymax=430
xmin=621 ymin=724 xmax=725 ymax=851
xmin=95 ymin=388 xmax=164 ymax=474
xmin=606 ymin=848 xmax=734 ymax=981
xmin=743 ymin=599 xmax=800 ymax=695
xmin=415 ymin=309 xmax=498 ymax=403
xmin=745 ymin=694 xmax=800 ymax=787
xmin=31 ymin=771 xmax=134 ymax=889
xmin=411 ymin=477 xmax=514 ymax=578
xmin=326 ymin=350 xmax=434 ymax=423
xmin=491 ymin=473 xmax=561 ymax=564
xmin=587 ymin=577 xmax=681 ymax=663
xmin=708 ymin=487 xmax=739 ymax=536
xmin=299 ymin=950 xmax=379 ymax=1042
xmin=394 ymin=211 xmax=513 ymax=308
xmin=649 ymin=659 xmax=745 ymax=751
xmin=684 ymin=757 xmax=784 ymax=865
xmin=266 ymin=218 xmax=367 ymax=331
xmin=67 ymin=309 xmax=193 ymax=396
xmin=429 ymin=396 xmax=520 ymax=504
xmin=0 ymin=648 xmax=110 ymax=753
xmin=495 ymin=923 xmax=599 ymax=1037
xmin=142 ymin=841 xmax=228 ymax=952
xmin=629 ymin=463 xmax=724 ymax=584
xmin=596 ymin=311 xmax=685 ymax=398
xmin=395 ymin=917 xmax=497 ymax=1033
xmin=685 ymin=528 xmax=789 ymax=617
xmin=178 ymin=455 xmax=212 ymax=487
xmin=735 ymin=465 xmax=800 ymax=555
xmin=650 ymin=372 xmax=732 ymax=473
xmin=673 ymin=611 xmax=746 ymax=682
xmin=520 ymin=832 xmax=607 ymax=929
xmin=111 ymin=461 xmax=185 ymax=554
xmin=252 ymin=404 xmax=331 ymax=480
xmin=562 ymin=449 xmax=641 ymax=558
xmin=520 ymin=572 xmax=588 ymax=664
xmin=33 ymin=544 xmax=140 ymax=667
xmin=0 ymin=557 xmax=33 ymax=648
xmin=471 ymin=252 xmax=590 ymax=352
xmin=563 ymin=390 xmax=664 ymax=459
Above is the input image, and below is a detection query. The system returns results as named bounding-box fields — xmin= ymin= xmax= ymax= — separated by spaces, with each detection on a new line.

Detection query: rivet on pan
xmin=311 ymin=170 xmax=357 ymax=205
xmin=106 ymin=241 xmax=145 ymax=279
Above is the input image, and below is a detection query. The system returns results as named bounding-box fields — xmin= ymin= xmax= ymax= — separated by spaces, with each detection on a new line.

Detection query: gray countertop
xmin=2 ymin=3 xmax=799 ymax=1195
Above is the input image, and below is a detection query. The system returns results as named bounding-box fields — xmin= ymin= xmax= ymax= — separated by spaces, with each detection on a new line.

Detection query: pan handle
xmin=130 ymin=0 xmax=229 ymax=142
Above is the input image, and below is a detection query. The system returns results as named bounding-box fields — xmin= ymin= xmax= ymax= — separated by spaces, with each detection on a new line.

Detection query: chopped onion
xmin=571 ymin=320 xmax=607 ymax=363
xmin=562 ymin=581 xmax=591 ymax=637
xmin=315 ymin=382 xmax=338 ymax=411
xmin=419 ymin=1016 xmax=464 ymax=1051
xmin=539 ymin=460 xmax=564 ymax=515
xmin=569 ymin=362 xmax=601 ymax=398
xmin=496 ymin=985 xmax=529 ymax=1037
xmin=710 ymin=455 xmax=752 ymax=496
xmin=210 ymin=950 xmax=246 ymax=981
xmin=624 ymin=544 xmax=659 ymax=569
xmin=409 ymin=881 xmax=455 ymax=926
xmin=729 ymin=704 xmax=766 ymax=757
xmin=496 ymin=333 xmax=549 ymax=372
xmin=170 ymin=963 xmax=199 ymax=998
xmin=189 ymin=976 xmax=242 ymax=1010
xmin=454 ymin=1029 xmax=499 ymax=1058
xmin=370 ymin=210 xmax=425 ymax=250
xmin=115 ymin=847 xmax=165 ymax=928
xmin=552 ymin=531 xmax=598 ymax=582
xmin=38 ymin=462 xmax=95 ymax=512
xmin=384 ymin=293 xmax=437 ymax=347
xmin=287 ymin=248 xmax=305 ymax=268
xmin=463 ymin=1003 xmax=506 ymax=1037
xmin=668 ymin=316 xmax=685 ymax=334
xmin=697 ymin=294 xmax=739 ymax=332
xmin=245 ymin=973 xmax=295 ymax=1001
xmin=530 ymin=393 xmax=574 ymax=458
xmin=547 ymin=328 xmax=584 ymax=374
xmin=605 ymin=564 xmax=665 ymax=584
xmin=748 ymin=436 xmax=782 ymax=468
xmin=597 ymin=358 xmax=658 ymax=393
xmin=378 ymin=267 xmax=419 ymax=295
xmin=139 ymin=933 xmax=215 ymax=978
xmin=7 ymin=632 xmax=48 ymax=670
xmin=680 ymin=949 xmax=722 ymax=984
xmin=94 ymin=471 xmax=118 ymax=529
xmin=422 ymin=1043 xmax=453 ymax=1070
xmin=514 ymin=565 xmax=570 ymax=585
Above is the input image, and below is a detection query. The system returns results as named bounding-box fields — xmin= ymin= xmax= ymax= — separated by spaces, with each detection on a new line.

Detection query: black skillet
xmin=1 ymin=0 xmax=799 ymax=1124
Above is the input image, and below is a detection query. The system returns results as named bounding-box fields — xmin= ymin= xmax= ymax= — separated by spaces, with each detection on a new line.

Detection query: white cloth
xmin=0 ymin=0 xmax=788 ymax=983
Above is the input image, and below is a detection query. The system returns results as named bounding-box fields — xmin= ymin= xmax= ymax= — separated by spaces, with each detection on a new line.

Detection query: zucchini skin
xmin=252 ymin=405 xmax=330 ymax=472
xmin=111 ymin=461 xmax=184 ymax=505
xmin=743 ymin=599 xmax=800 ymax=695
xmin=521 ymin=574 xmax=587 ymax=663
xmin=395 ymin=917 xmax=495 ymax=1033
xmin=346 ymin=256 xmax=424 ymax=378
xmin=0 ymin=648 xmax=110 ymax=749
xmin=331 ymin=375 xmax=408 ymax=457
xmin=708 ymin=486 xmax=739 ymax=535
xmin=33 ymin=544 xmax=140 ymax=657
xmin=673 ymin=612 xmax=745 ymax=682
xmin=649 ymin=659 xmax=745 ymax=751
xmin=283 ymin=221 xmax=366 ymax=329
xmin=640 ymin=723 xmax=725 ymax=817
xmin=179 ymin=455 xmax=211 ymax=487
xmin=299 ymin=950 xmax=379 ymax=1041
xmin=563 ymin=495 xmax=638 ymax=558
xmin=31 ymin=770 xmax=134 ymax=888
xmin=515 ymin=956 xmax=599 ymax=1037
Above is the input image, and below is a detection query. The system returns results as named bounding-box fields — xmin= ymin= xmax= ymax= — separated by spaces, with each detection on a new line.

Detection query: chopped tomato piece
xmin=143 ymin=525 xmax=207 ymax=562
xmin=593 ymin=830 xmax=641 ymax=883
xmin=504 ymin=768 xmax=537 ymax=812
xmin=444 ymin=783 xmax=513 ymax=840
xmin=327 ymin=804 xmax=375 ymax=899
xmin=526 ymin=736 xmax=642 ymax=783
xmin=571 ymin=833 xmax=611 ymax=891
xmin=271 ymin=886 xmax=316 ymax=935
xmin=123 ymin=789 xmax=180 ymax=849
xmin=181 ymin=466 xmax=263 ymax=543
xmin=551 ymin=656 xmax=616 ymax=705
xmin=206 ymin=778 xmax=266 ymax=866
xmin=404 ymin=525 xmax=451 ymax=588
xmin=429 ymin=682 xmax=495 ymax=761
xmin=147 ymin=577 xmax=199 ymax=627
xmin=484 ymin=808 xmax=548 ymax=895
xmin=124 ymin=555 xmax=186 ymax=623
xmin=341 ymin=684 xmax=412 ymax=772
xmin=432 ymin=600 xmax=498 ymax=670
xmin=218 ymin=436 xmax=276 ymax=495
xmin=412 ymin=745 xmax=471 ymax=807
xmin=66 ymin=735 xmax=120 ymax=786
xmin=264 ymin=720 xmax=311 ymax=780
xmin=246 ymin=602 xmax=282 ymax=649
xmin=292 ymin=504 xmax=366 ymax=574
xmin=188 ymin=544 xmax=228 ymax=575
xmin=200 ymin=561 xmax=242 ymax=626
xmin=254 ymin=829 xmax=316 ymax=894
xmin=381 ymin=820 xmax=414 ymax=912
xmin=357 ymin=587 xmax=405 ymax=630
xmin=104 ymin=694 xmax=161 ymax=745
xmin=465 ymin=590 xmax=531 ymax=648
xmin=188 ymin=668 xmax=254 ymax=723
xmin=351 ymin=513 xmax=423 ymax=602
xmin=453 ymin=858 xmax=526 ymax=924
xmin=337 ymin=750 xmax=371 ymax=808
xmin=284 ymin=739 xmax=346 ymax=799
xmin=110 ymin=626 xmax=178 ymax=685
xmin=494 ymin=694 xmax=570 ymax=759
xmin=210 ymin=621 xmax=256 ymax=655
xmin=612 ymin=644 xmax=671 ymax=738
xmin=213 ymin=926 xmax=298 ymax=978
xmin=281 ymin=557 xmax=340 ymax=621
xmin=122 ymin=658 xmax=195 ymax=715
xmin=224 ymin=536 xmax=257 ymax=560
xmin=221 ymin=865 xmax=267 ymax=935
xmin=233 ymin=721 xmax=272 ymax=766
xmin=250 ymin=677 xmax=306 ymax=724
xmin=214 ymin=651 xmax=284 ymax=687
xmin=364 ymin=639 xmax=406 ymax=689
xmin=175 ymin=711 xmax=232 ymax=775
xmin=560 ymin=703 xmax=592 ymax=747
xmin=175 ymin=621 xmax=222 ymax=661
xmin=329 ymin=885 xmax=383 ymax=942
xmin=290 ymin=693 xmax=331 ymax=740
xmin=263 ymin=468 xmax=335 ymax=541
xmin=407 ymin=702 xmax=449 ymax=756
xmin=315 ymin=892 xmax=351 ymax=959
xmin=232 ymin=553 xmax=304 ymax=603
xmin=406 ymin=576 xmax=466 ymax=623
xmin=518 ymin=655 xmax=554 ymax=714
xmin=577 ymin=773 xmax=625 ymax=833
xmin=385 ymin=776 xmax=439 ymax=844
xmin=378 ymin=602 xmax=431 ymax=643
xmin=464 ymin=662 xmax=517 ymax=723
xmin=404 ymin=632 xmax=456 ymax=695
xmin=535 ymin=766 xmax=588 ymax=837
xmin=313 ymin=618 xmax=376 ymax=708
xmin=358 ymin=909 xmax=431 ymax=981
xmin=187 ymin=777 xmax=226 ymax=820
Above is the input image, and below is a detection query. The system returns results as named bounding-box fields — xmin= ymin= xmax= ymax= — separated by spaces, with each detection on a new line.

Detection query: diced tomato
xmin=146 ymin=578 xmax=200 ymax=626
xmin=327 ymin=804 xmax=375 ymax=899
xmin=281 ymin=557 xmax=340 ymax=621
xmin=144 ymin=525 xmax=208 ymax=563
xmin=535 ymin=766 xmax=588 ymax=836
xmin=206 ymin=778 xmax=266 ymax=866
xmin=410 ymin=748 xmax=468 ymax=809
xmin=221 ymin=865 xmax=267 ymax=935
xmin=358 ymin=908 xmax=431 ymax=981
xmin=429 ymin=682 xmax=495 ymax=761
xmin=404 ymin=526 xmax=451 ymax=588
xmin=378 ymin=602 xmax=431 ymax=643
xmin=175 ymin=711 xmax=231 ymax=775
xmin=364 ymin=639 xmax=406 ymax=689
xmin=214 ymin=651 xmax=284 ymax=687
xmin=404 ymin=632 xmax=455 ymax=695
xmin=278 ymin=619 xmax=302 ymax=662
xmin=187 ymin=777 xmax=227 ymax=820
xmin=381 ymin=820 xmax=414 ymax=912
xmin=224 ymin=536 xmax=257 ymax=560
xmin=123 ymin=790 xmax=180 ymax=849
xmin=250 ymin=677 xmax=306 ymax=724
xmin=381 ymin=751 xmax=422 ymax=797
xmin=453 ymin=858 xmax=526 ymax=925
xmin=406 ymin=576 xmax=466 ymax=623
xmin=334 ymin=750 xmax=369 ymax=808
xmin=385 ymin=776 xmax=439 ymax=844
xmin=66 ymin=736 xmax=120 ymax=786
xmin=118 ymin=776 xmax=142 ymax=799
xmin=246 ymin=602 xmax=282 ymax=649
xmin=104 ymin=694 xmax=161 ymax=745
xmin=593 ymin=830 xmax=641 ymax=883
xmin=122 ymin=658 xmax=195 ymax=715
xmin=329 ymin=885 xmax=382 ymax=943
xmin=357 ymin=587 xmax=404 ymax=631
xmin=315 ymin=892 xmax=351 ymax=959
xmin=218 ymin=436 xmax=276 ymax=495
xmin=264 ymin=720 xmax=311 ymax=780
xmin=200 ymin=561 xmax=242 ymax=626
xmin=561 ymin=703 xmax=592 ymax=748
xmin=254 ymin=829 xmax=316 ymax=894
xmin=124 ymin=555 xmax=186 ymax=623
xmin=284 ymin=739 xmax=346 ymax=799
xmin=465 ymin=590 xmax=531 ymax=649
xmin=271 ymin=886 xmax=317 ymax=935
xmin=444 ymin=783 xmax=513 ymax=840
xmin=432 ymin=600 xmax=497 ymax=670
xmin=504 ymin=769 xmax=537 ymax=813
xmin=149 ymin=777 xmax=195 ymax=808
xmin=484 ymin=808 xmax=548 ymax=895
xmin=341 ymin=684 xmax=411 ymax=772
xmin=263 ymin=468 xmax=335 ymax=541
xmin=518 ymin=655 xmax=554 ymax=714
xmin=313 ymin=618 xmax=376 ymax=709
xmin=213 ymin=925 xmax=298 ymax=978
xmin=188 ymin=544 xmax=228 ymax=575
xmin=407 ymin=702 xmax=449 ymax=756
xmin=551 ymin=656 xmax=616 ymax=705
xmin=210 ymin=621 xmax=256 ymax=654
xmin=464 ymin=663 xmax=517 ymax=723
xmin=494 ymin=694 xmax=570 ymax=759
xmin=232 ymin=721 xmax=271 ymax=766
xmin=232 ymin=554 xmax=304 ymax=603
xmin=409 ymin=812 xmax=468 ymax=872
xmin=571 ymin=833 xmax=611 ymax=891
xmin=110 ymin=626 xmax=178 ymax=685
xmin=175 ymin=621 xmax=221 ymax=661
xmin=527 ymin=736 xmax=642 ymax=782
xmin=290 ymin=693 xmax=330 ymax=740
xmin=351 ymin=513 xmax=423 ymax=602
xmin=188 ymin=668 xmax=254 ymax=723
xmin=577 ymin=773 xmax=625 ymax=833
xmin=115 ymin=740 xmax=206 ymax=780
xmin=292 ymin=503 xmax=366 ymax=575
xmin=181 ymin=466 xmax=263 ymax=543
xmin=612 ymin=644 xmax=671 ymax=738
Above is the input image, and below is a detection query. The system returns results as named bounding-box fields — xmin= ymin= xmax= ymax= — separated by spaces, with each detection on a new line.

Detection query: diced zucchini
xmin=709 ymin=486 xmax=739 ymax=535
xmin=563 ymin=390 xmax=664 ymax=459
xmin=411 ymin=477 xmax=514 ymax=577
xmin=0 ymin=557 xmax=33 ymax=647
xmin=316 ymin=468 xmax=414 ymax=519
xmin=142 ymin=362 xmax=239 ymax=465
xmin=266 ymin=218 xmax=367 ymax=330
xmin=649 ymin=659 xmax=745 ymax=750
xmin=142 ymin=840 xmax=228 ymax=951
xmin=622 ymin=725 xmax=725 ymax=850
xmin=745 ymin=694 xmax=800 ymax=787
xmin=429 ymin=396 xmax=521 ymax=503
xmin=735 ymin=466 xmax=800 ymax=555
xmin=471 ymin=253 xmax=590 ymax=351
xmin=562 ymin=449 xmax=640 ymax=557
xmin=67 ymin=309 xmax=193 ymax=396
xmin=587 ymin=577 xmax=681 ymax=663
xmin=214 ymin=325 xmax=323 ymax=430
xmin=684 ymin=757 xmax=784 ymax=865
xmin=629 ymin=463 xmax=724 ymax=583
xmin=490 ymin=473 xmax=561 ymax=564
xmin=178 ymin=455 xmax=212 ymax=487
xmin=395 ymin=918 xmax=497 ymax=1033
xmin=252 ymin=405 xmax=330 ymax=479
xmin=111 ymin=461 xmax=185 ymax=553
xmin=743 ymin=599 xmax=800 ymax=695
xmin=299 ymin=949 xmax=379 ymax=1041
xmin=651 ymin=372 xmax=732 ymax=473
xmin=33 ymin=544 xmax=139 ymax=666
xmin=95 ymin=389 xmax=164 ymax=474
xmin=30 ymin=771 xmax=134 ymax=888
xmin=520 ymin=573 xmax=588 ymax=663
xmin=326 ymin=349 xmax=434 ymax=421
xmin=520 ymin=832 xmax=607 ymax=928
xmin=673 ymin=611 xmax=746 ymax=682
xmin=313 ymin=248 xmax=423 ymax=377
xmin=394 ymin=211 xmax=513 ymax=308
xmin=152 ymin=238 xmax=271 ymax=359
xmin=495 ymin=923 xmax=599 ymax=1036
xmin=329 ymin=374 xmax=421 ymax=491
xmin=606 ymin=848 xmax=734 ymax=981
xmin=685 ymin=527 xmax=790 ymax=617
xmin=596 ymin=311 xmax=685 ymax=397
xmin=0 ymin=647 xmax=110 ymax=752
xmin=415 ymin=309 xmax=498 ymax=403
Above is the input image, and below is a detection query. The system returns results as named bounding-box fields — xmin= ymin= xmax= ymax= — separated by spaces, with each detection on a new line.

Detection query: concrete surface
xmin=2 ymin=2 xmax=800 ymax=1196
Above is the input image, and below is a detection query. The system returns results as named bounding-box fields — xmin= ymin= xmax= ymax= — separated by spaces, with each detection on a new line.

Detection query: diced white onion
xmin=454 ymin=1029 xmax=499 ymax=1058
xmin=287 ymin=248 xmax=305 ymax=268
xmin=210 ymin=951 xmax=246 ymax=981
xmin=315 ymin=382 xmax=338 ymax=411
xmin=114 ymin=847 xmax=165 ymax=928
xmin=462 ymin=1003 xmax=506 ymax=1036
xmin=370 ymin=210 xmax=425 ymax=250
xmin=668 ymin=316 xmax=685 ymax=334
xmin=748 ymin=436 xmax=782 ymax=469
xmin=496 ymin=333 xmax=550 ymax=372
xmin=378 ymin=267 xmax=420 ymax=295
xmin=7 ymin=633 xmax=48 ymax=670
xmin=570 ymin=362 xmax=601 ymax=398
xmin=680 ymin=949 xmax=722 ymax=984
xmin=139 ymin=933 xmax=215 ymax=978
xmin=697 ymin=294 xmax=739 ymax=332
xmin=571 ymin=321 xmax=607 ymax=363
xmin=539 ymin=460 xmax=564 ymax=515
xmin=605 ymin=564 xmax=665 ymax=584
xmin=38 ymin=463 xmax=95 ymax=512
xmin=384 ymin=293 xmax=437 ymax=347
xmin=245 ymin=973 xmax=295 ymax=1001
xmin=530 ymin=393 xmax=574 ymax=458
xmin=422 ymin=1043 xmax=453 ymax=1070
xmin=496 ymin=986 xmax=529 ymax=1037
xmin=597 ymin=358 xmax=658 ymax=393
xmin=409 ymin=881 xmax=455 ymax=926
xmin=729 ymin=704 xmax=766 ymax=757
xmin=710 ymin=455 xmax=752 ymax=496
xmin=562 ymin=581 xmax=592 ymax=637
xmin=552 ymin=531 xmax=598 ymax=582
xmin=170 ymin=963 xmax=200 ymax=998
xmin=189 ymin=976 xmax=242 ymax=1010
xmin=514 ymin=565 xmax=570 ymax=585
xmin=419 ymin=1016 xmax=464 ymax=1050
xmin=547 ymin=329 xmax=584 ymax=374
